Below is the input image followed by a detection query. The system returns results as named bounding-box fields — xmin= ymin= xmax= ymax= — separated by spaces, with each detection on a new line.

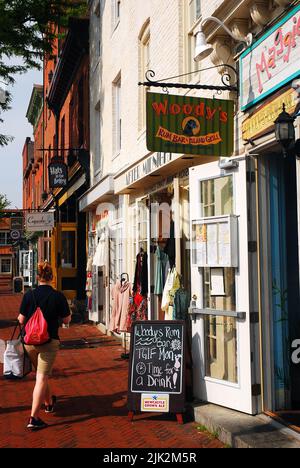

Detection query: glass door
xmin=189 ymin=160 xmax=255 ymax=414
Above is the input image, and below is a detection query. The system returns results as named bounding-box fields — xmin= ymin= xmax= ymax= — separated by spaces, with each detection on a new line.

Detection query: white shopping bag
xmin=4 ymin=338 xmax=25 ymax=378
xmin=3 ymin=324 xmax=32 ymax=379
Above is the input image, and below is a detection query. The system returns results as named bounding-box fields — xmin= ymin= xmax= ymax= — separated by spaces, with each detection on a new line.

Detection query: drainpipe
xmin=295 ymin=123 xmax=300 ymax=293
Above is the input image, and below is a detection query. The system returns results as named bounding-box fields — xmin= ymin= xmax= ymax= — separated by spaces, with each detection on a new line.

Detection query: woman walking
xmin=18 ymin=262 xmax=71 ymax=431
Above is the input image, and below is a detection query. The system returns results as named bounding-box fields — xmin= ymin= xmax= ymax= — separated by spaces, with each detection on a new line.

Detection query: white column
xmin=173 ymin=177 xmax=181 ymax=274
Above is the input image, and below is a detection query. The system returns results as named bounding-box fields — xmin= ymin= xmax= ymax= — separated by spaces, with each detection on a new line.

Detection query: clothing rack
xmin=120 ymin=272 xmax=130 ymax=360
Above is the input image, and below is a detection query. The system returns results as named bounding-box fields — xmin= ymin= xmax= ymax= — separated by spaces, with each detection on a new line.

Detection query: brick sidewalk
xmin=0 ymin=294 xmax=223 ymax=449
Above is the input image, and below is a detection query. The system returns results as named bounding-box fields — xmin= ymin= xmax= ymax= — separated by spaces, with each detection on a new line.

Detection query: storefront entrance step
xmin=190 ymin=402 xmax=300 ymax=448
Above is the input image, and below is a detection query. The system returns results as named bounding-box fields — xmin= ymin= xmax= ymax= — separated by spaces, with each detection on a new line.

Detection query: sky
xmin=0 ymin=64 xmax=42 ymax=209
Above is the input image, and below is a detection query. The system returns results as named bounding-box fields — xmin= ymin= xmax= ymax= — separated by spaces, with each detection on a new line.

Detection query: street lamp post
xmin=274 ymin=103 xmax=296 ymax=157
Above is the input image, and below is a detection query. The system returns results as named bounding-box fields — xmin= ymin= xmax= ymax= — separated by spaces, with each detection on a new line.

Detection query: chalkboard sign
xmin=128 ymin=321 xmax=186 ymax=417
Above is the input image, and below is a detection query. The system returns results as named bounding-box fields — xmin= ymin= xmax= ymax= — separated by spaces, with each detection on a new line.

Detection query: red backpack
xmin=24 ymin=291 xmax=52 ymax=346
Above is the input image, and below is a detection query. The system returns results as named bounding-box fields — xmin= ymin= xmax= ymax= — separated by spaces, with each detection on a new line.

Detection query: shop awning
xmin=58 ymin=174 xmax=86 ymax=207
xmin=114 ymin=152 xmax=218 ymax=195
xmin=79 ymin=175 xmax=115 ymax=212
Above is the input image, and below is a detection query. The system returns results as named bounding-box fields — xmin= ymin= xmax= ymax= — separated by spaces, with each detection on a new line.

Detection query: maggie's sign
xmin=147 ymin=92 xmax=234 ymax=157
xmin=240 ymin=3 xmax=300 ymax=111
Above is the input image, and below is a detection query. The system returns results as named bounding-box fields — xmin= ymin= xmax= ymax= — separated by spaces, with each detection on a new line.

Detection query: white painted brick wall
xmin=89 ymin=0 xmax=242 ymax=182
xmin=90 ymin=0 xmax=187 ymax=180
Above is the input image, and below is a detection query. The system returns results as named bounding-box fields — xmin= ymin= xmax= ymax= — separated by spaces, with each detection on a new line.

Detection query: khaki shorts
xmin=24 ymin=340 xmax=60 ymax=375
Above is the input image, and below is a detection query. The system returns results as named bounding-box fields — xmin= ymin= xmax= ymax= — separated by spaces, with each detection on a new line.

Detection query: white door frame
xmin=189 ymin=159 xmax=255 ymax=415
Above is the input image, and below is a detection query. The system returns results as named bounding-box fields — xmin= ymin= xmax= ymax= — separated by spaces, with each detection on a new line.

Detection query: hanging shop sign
xmin=0 ymin=218 xmax=10 ymax=230
xmin=128 ymin=321 xmax=186 ymax=418
xmin=11 ymin=218 xmax=23 ymax=231
xmin=146 ymin=92 xmax=234 ymax=157
xmin=240 ymin=3 xmax=300 ymax=111
xmin=25 ymin=212 xmax=55 ymax=232
xmin=10 ymin=230 xmax=21 ymax=241
xmin=48 ymin=159 xmax=68 ymax=189
xmin=242 ymin=88 xmax=299 ymax=141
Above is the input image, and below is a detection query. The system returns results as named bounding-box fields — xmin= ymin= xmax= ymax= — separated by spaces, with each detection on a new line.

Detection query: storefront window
xmin=1 ymin=258 xmax=12 ymax=274
xmin=61 ymin=231 xmax=76 ymax=268
xmin=110 ymin=202 xmax=124 ymax=281
xmin=43 ymin=240 xmax=51 ymax=264
xmin=23 ymin=254 xmax=29 ymax=270
xmin=131 ymin=203 xmax=137 ymax=272
xmin=0 ymin=232 xmax=10 ymax=245
xmin=180 ymin=176 xmax=191 ymax=295
xmin=117 ymin=226 xmax=123 ymax=276
xmin=138 ymin=200 xmax=148 ymax=252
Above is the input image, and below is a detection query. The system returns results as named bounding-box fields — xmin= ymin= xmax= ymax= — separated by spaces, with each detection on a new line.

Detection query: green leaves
xmin=0 ymin=0 xmax=86 ymax=146
xmin=0 ymin=193 xmax=10 ymax=212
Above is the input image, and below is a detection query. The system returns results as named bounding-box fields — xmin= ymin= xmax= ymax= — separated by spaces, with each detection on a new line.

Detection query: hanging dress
xmin=164 ymin=269 xmax=181 ymax=320
xmin=161 ymin=268 xmax=174 ymax=313
xmin=173 ymin=288 xmax=190 ymax=320
xmin=133 ymin=251 xmax=148 ymax=297
xmin=109 ymin=280 xmax=121 ymax=333
xmin=117 ymin=281 xmax=132 ymax=332
xmin=109 ymin=280 xmax=132 ymax=333
xmin=154 ymin=246 xmax=169 ymax=295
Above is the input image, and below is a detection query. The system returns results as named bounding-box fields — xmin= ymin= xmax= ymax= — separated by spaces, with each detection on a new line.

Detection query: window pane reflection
xmin=61 ymin=231 xmax=76 ymax=268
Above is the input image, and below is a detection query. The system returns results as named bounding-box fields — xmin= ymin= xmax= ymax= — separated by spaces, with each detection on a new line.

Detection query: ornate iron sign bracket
xmin=138 ymin=65 xmax=238 ymax=93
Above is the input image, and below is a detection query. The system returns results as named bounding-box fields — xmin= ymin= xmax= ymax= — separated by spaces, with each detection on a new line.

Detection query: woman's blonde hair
xmin=37 ymin=261 xmax=53 ymax=282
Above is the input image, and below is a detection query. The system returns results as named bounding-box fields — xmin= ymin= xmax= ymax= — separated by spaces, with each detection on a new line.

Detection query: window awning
xmin=58 ymin=174 xmax=86 ymax=207
xmin=79 ymin=175 xmax=115 ymax=212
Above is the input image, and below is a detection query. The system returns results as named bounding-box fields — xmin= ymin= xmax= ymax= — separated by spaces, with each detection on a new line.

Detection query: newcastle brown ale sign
xmin=147 ymin=92 xmax=234 ymax=157
xmin=48 ymin=160 xmax=68 ymax=189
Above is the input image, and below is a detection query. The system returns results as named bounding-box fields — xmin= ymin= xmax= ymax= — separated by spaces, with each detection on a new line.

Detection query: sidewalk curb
xmin=189 ymin=403 xmax=300 ymax=448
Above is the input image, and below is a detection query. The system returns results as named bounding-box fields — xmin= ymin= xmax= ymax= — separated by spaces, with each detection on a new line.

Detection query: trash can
xmin=13 ymin=277 xmax=24 ymax=294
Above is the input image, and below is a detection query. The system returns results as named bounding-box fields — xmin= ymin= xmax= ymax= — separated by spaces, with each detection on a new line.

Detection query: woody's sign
xmin=146 ymin=92 xmax=234 ymax=157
